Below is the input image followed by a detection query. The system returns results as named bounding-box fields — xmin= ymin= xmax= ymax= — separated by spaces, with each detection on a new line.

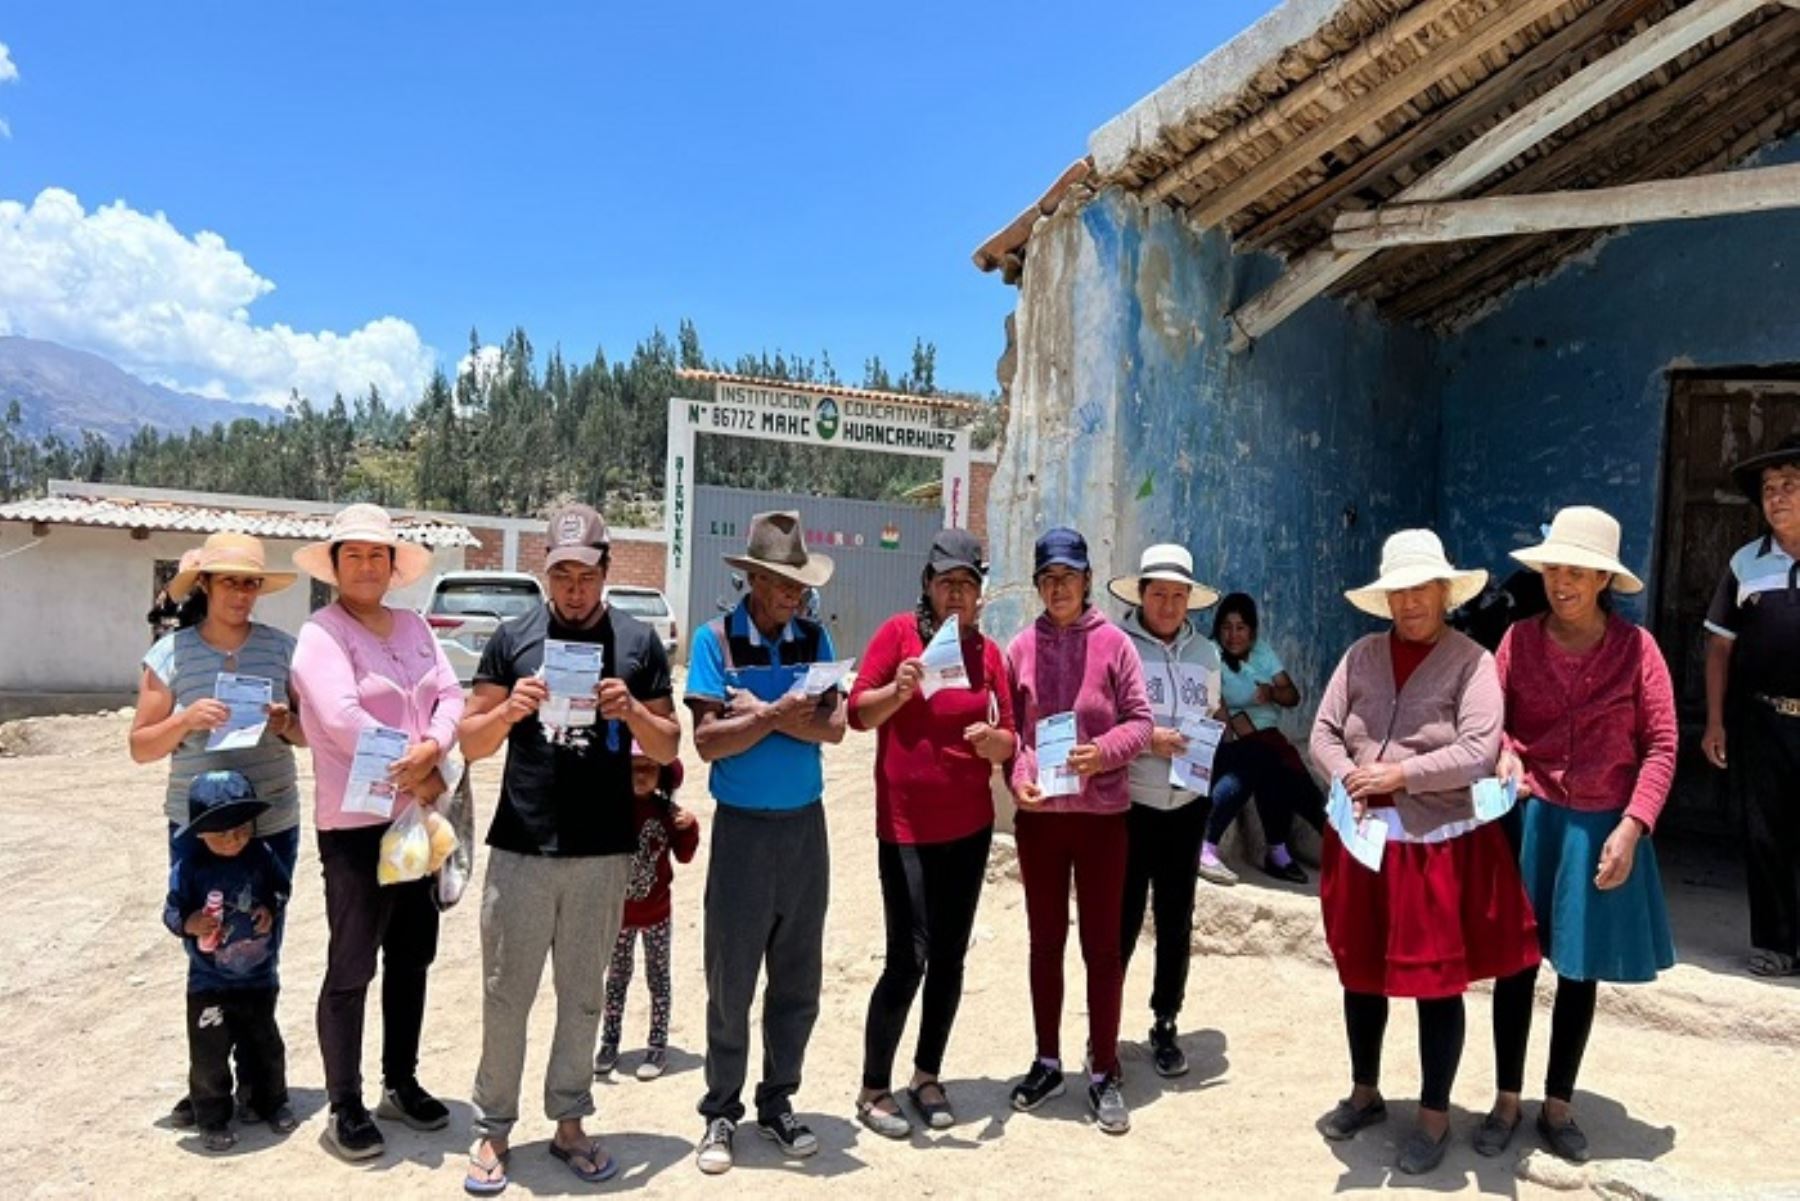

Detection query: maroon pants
xmin=1015 ymin=809 xmax=1128 ymax=1078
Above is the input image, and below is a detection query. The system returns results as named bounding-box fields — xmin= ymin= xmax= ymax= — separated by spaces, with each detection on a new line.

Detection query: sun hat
xmin=176 ymin=770 xmax=271 ymax=840
xmin=1344 ymin=529 xmax=1488 ymax=618
xmin=1510 ymin=505 xmax=1643 ymax=593
xmin=292 ymin=503 xmax=434 ymax=589
xmin=545 ymin=504 xmax=610 ymax=569
xmin=1033 ymin=527 xmax=1089 ymax=577
xmin=630 ymin=739 xmax=686 ymax=792
xmin=1731 ymin=433 xmax=1800 ymax=503
xmin=169 ymin=532 xmax=298 ymax=601
xmin=721 ymin=510 xmax=834 ymax=588
xmin=1107 ymin=543 xmax=1221 ymax=611
xmin=925 ymin=529 xmax=986 ymax=579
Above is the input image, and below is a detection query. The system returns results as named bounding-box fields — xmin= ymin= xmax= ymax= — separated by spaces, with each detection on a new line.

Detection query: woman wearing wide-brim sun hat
xmin=289 ymin=504 xmax=465 ymax=1162
xmin=1308 ymin=529 xmax=1540 ymax=1176
xmin=1471 ymin=506 xmax=1677 ymax=1164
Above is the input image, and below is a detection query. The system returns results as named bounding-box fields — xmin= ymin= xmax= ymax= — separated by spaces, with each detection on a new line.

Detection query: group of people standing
xmin=130 ymin=430 xmax=1800 ymax=1187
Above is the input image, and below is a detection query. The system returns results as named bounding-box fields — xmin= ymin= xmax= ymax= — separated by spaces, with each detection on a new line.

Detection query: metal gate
xmin=688 ymin=485 xmax=939 ymax=661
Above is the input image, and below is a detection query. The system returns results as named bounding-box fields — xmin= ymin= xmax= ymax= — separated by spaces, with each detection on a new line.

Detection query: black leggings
xmin=1492 ymin=965 xmax=1598 ymax=1102
xmin=1121 ymin=799 xmax=1208 ymax=1021
xmin=861 ymin=828 xmax=991 ymax=1091
xmin=1344 ymin=991 xmax=1465 ymax=1113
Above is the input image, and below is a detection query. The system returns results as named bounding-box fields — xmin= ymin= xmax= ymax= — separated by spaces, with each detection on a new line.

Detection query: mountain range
xmin=0 ymin=336 xmax=278 ymax=442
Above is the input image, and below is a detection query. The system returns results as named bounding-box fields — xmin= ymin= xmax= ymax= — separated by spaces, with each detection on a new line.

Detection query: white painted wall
xmin=0 ymin=523 xmax=462 ymax=694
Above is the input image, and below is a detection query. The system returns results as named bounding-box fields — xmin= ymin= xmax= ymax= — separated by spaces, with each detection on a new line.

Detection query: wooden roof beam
xmin=1224 ymin=0 xmax=1770 ymax=352
xmin=1331 ymin=161 xmax=1800 ymax=250
xmin=1175 ymin=0 xmax=1574 ymax=229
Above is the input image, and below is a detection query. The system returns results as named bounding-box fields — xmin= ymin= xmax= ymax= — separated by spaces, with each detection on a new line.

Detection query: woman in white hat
xmin=1476 ymin=507 xmax=1677 ymax=1164
xmin=1309 ymin=529 xmax=1540 ymax=1176
xmin=1108 ymin=543 xmax=1230 ymax=1079
xmin=289 ymin=503 xmax=465 ymax=1162
xmin=129 ymin=530 xmax=305 ymax=1132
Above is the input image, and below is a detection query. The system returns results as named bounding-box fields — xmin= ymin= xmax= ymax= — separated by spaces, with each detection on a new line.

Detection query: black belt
xmin=1755 ymin=693 xmax=1800 ymax=719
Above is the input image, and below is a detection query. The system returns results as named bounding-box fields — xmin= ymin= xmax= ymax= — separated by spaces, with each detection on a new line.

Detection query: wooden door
xmin=1654 ymin=374 xmax=1800 ymax=836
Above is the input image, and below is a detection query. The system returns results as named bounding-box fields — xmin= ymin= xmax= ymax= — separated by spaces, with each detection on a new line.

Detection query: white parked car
xmin=423 ymin=571 xmax=546 ymax=684
xmin=605 ymin=584 xmax=680 ymax=660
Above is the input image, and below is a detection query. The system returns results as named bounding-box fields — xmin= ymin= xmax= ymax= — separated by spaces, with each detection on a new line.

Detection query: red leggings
xmin=1015 ymin=810 xmax=1128 ymax=1078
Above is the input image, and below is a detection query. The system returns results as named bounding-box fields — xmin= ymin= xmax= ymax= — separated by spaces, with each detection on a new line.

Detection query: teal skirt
xmin=1518 ymin=800 xmax=1675 ymax=984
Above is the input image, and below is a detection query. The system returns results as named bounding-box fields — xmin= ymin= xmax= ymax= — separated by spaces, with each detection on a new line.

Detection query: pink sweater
xmin=1007 ymin=606 xmax=1154 ymax=815
xmin=1310 ymin=629 xmax=1503 ymax=837
xmin=290 ymin=603 xmax=464 ymax=831
xmin=1495 ymin=614 xmax=1678 ymax=832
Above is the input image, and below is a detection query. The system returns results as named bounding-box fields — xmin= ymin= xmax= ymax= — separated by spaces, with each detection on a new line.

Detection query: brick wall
xmin=452 ymin=525 xmax=666 ymax=590
xmin=464 ymin=526 xmax=504 ymax=571
xmin=969 ymin=460 xmax=995 ymax=544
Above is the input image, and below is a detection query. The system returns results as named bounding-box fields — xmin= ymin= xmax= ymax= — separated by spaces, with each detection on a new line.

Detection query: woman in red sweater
xmin=848 ymin=529 xmax=1016 ymax=1139
xmin=1478 ymin=507 xmax=1678 ymax=1164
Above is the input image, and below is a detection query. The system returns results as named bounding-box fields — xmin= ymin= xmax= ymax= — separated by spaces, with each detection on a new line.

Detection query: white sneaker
xmin=636 ymin=1048 xmax=667 ymax=1081
xmin=697 ymin=1117 xmax=734 ymax=1174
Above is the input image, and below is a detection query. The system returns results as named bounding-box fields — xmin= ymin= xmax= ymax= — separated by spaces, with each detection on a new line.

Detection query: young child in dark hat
xmin=163 ymin=770 xmax=295 ymax=1151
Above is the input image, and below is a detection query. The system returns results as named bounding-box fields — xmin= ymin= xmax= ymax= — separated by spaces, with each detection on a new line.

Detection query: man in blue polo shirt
xmin=684 ymin=510 xmax=846 ymax=1174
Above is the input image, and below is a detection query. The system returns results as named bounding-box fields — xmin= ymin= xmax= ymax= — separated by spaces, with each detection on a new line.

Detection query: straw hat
xmin=1344 ymin=529 xmax=1487 ymax=618
xmin=169 ymin=532 xmax=297 ymax=600
xmin=1106 ymin=543 xmax=1221 ymax=611
xmin=292 ymin=503 xmax=434 ymax=589
xmin=1510 ymin=505 xmax=1643 ymax=593
xmin=721 ymin=510 xmax=834 ymax=588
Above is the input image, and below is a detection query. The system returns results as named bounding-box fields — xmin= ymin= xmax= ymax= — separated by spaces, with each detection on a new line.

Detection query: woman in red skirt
xmin=1309 ymin=529 xmax=1541 ymax=1175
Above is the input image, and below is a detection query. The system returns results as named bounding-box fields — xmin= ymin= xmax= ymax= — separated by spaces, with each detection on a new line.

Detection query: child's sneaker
xmin=200 ymin=1125 xmax=237 ymax=1153
xmin=636 ymin=1048 xmax=667 ymax=1080
xmin=594 ymin=1042 xmax=620 ymax=1077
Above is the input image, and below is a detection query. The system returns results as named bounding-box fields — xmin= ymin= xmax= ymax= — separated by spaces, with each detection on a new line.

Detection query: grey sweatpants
xmin=698 ymin=802 xmax=829 ymax=1124
xmin=471 ymin=847 xmax=629 ymax=1140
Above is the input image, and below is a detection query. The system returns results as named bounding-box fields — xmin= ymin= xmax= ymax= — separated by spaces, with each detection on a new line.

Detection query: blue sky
xmin=0 ymin=3 xmax=1266 ymax=407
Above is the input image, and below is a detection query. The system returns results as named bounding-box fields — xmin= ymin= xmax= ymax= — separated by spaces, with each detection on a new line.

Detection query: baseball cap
xmin=177 ymin=770 xmax=270 ymax=839
xmin=1034 ymin=526 xmax=1090 ymax=576
xmin=545 ymin=504 xmax=610 ymax=568
xmin=926 ymin=529 xmax=985 ymax=578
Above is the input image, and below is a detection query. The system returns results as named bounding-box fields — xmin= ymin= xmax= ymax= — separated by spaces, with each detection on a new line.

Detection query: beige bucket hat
xmin=169 ymin=532 xmax=298 ymax=600
xmin=1106 ymin=543 xmax=1221 ymax=611
xmin=722 ymin=510 xmax=834 ymax=588
xmin=292 ymin=503 xmax=434 ymax=589
xmin=1345 ymin=529 xmax=1488 ymax=618
xmin=1510 ymin=505 xmax=1643 ymax=593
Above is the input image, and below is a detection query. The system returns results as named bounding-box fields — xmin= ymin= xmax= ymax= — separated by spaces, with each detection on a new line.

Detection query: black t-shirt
xmin=475 ymin=603 xmax=673 ymax=857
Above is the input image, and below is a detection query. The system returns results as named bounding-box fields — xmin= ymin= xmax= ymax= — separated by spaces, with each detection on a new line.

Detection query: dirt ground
xmin=2 ymin=708 xmax=1797 ymax=1200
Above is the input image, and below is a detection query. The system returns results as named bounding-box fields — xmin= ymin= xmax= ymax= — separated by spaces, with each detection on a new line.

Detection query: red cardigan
xmin=1495 ymin=614 xmax=1678 ymax=832
xmin=621 ymin=791 xmax=700 ymax=928
xmin=849 ymin=612 xmax=1014 ymax=845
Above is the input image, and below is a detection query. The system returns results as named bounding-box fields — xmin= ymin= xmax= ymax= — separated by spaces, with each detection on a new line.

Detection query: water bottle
xmin=198 ymin=890 xmax=225 ymax=953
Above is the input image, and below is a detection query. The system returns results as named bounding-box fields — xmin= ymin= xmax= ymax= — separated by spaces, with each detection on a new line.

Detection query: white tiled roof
xmin=0 ymin=495 xmax=480 ymax=548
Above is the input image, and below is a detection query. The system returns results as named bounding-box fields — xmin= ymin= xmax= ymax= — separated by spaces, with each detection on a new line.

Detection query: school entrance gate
xmin=663 ymin=372 xmax=986 ymax=659
xmin=686 ymin=486 xmax=940 ymax=658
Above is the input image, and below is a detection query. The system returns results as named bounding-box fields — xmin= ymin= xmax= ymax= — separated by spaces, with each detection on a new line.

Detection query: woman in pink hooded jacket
xmin=1005 ymin=527 xmax=1153 ymax=1136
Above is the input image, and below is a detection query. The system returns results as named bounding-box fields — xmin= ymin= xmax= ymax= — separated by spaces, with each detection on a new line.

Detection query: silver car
xmin=424 ymin=571 xmax=546 ymax=684
xmin=605 ymin=585 xmax=680 ymax=660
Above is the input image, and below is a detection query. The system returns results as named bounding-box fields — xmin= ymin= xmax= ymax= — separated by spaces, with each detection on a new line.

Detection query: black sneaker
xmin=696 ymin=1117 xmax=735 ymax=1175
xmin=170 ymin=1097 xmax=197 ymax=1129
xmin=1009 ymin=1061 xmax=1066 ymax=1112
xmin=326 ymin=1103 xmax=386 ymax=1161
xmin=756 ymin=1110 xmax=819 ymax=1159
xmin=1149 ymin=1020 xmax=1189 ymax=1078
xmin=1261 ymin=856 xmax=1309 ymax=885
xmin=376 ymin=1079 xmax=449 ymax=1131
xmin=1088 ymin=1076 xmax=1131 ymax=1134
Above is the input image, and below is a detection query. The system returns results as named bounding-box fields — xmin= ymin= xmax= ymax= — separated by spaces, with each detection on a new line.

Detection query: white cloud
xmin=0 ymin=42 xmax=17 ymax=85
xmin=0 ymin=118 xmax=10 ymax=141
xmin=0 ymin=187 xmax=434 ymax=408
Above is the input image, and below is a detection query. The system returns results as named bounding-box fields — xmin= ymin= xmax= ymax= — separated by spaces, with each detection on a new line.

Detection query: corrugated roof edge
xmin=0 ymin=495 xmax=480 ymax=548
xmin=1088 ymin=0 xmax=1353 ymax=178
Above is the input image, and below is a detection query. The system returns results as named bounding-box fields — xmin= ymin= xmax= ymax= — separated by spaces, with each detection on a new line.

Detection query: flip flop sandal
xmin=464 ymin=1147 xmax=511 ymax=1196
xmin=908 ymin=1083 xmax=955 ymax=1130
xmin=857 ymin=1092 xmax=912 ymax=1139
xmin=550 ymin=1140 xmax=619 ymax=1183
xmin=1748 ymin=950 xmax=1799 ymax=978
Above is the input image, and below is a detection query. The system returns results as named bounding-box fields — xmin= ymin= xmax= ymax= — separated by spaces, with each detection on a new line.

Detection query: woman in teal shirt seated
xmin=1200 ymin=593 xmax=1325 ymax=885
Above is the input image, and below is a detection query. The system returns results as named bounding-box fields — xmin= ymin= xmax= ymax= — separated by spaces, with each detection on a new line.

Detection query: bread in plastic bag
xmin=377 ymin=803 xmax=433 ymax=886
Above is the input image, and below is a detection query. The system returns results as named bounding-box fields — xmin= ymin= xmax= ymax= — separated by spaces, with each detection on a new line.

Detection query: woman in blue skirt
xmin=1477 ymin=506 xmax=1678 ymax=1163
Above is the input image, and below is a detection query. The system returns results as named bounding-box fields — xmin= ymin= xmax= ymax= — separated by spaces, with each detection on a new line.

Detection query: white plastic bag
xmin=377 ymin=803 xmax=433 ymax=886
